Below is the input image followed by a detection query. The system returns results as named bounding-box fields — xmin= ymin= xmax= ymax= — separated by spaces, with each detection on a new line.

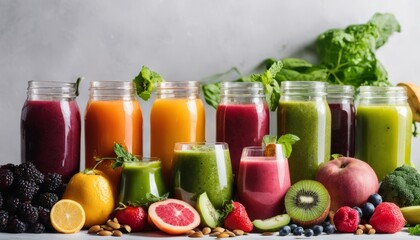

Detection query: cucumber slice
xmin=252 ymin=214 xmax=291 ymax=232
xmin=196 ymin=192 xmax=220 ymax=228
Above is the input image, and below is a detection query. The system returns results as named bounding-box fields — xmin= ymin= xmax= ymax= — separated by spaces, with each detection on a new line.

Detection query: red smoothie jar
xmin=216 ymin=82 xmax=269 ymax=181
xmin=21 ymin=81 xmax=81 ymax=182
xmin=327 ymin=85 xmax=355 ymax=157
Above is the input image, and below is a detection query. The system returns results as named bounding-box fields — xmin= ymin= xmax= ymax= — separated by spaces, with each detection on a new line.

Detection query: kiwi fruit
xmin=196 ymin=192 xmax=220 ymax=228
xmin=284 ymin=180 xmax=330 ymax=228
xmin=252 ymin=214 xmax=291 ymax=232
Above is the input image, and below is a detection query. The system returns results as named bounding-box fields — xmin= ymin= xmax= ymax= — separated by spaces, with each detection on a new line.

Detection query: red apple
xmin=315 ymin=157 xmax=378 ymax=211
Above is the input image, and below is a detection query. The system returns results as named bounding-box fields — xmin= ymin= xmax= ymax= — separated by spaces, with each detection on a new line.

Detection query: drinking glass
xmin=171 ymin=142 xmax=233 ymax=209
xmin=237 ymin=144 xmax=291 ymax=220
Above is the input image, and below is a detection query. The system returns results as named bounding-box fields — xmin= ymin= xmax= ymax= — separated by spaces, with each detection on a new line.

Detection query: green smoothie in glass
xmin=277 ymin=81 xmax=331 ymax=184
xmin=119 ymin=158 xmax=167 ymax=205
xmin=171 ymin=142 xmax=233 ymax=209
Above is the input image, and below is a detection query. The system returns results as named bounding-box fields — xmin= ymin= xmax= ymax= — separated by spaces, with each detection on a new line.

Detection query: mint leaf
xmin=277 ymin=134 xmax=300 ymax=158
xmin=133 ymin=66 xmax=163 ymax=101
xmin=112 ymin=143 xmax=139 ymax=168
xmin=262 ymin=135 xmax=277 ymax=148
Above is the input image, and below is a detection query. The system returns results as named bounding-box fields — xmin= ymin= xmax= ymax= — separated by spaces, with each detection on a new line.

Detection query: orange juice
xmin=85 ymin=81 xmax=142 ymax=195
xmin=150 ymin=81 xmax=205 ymax=186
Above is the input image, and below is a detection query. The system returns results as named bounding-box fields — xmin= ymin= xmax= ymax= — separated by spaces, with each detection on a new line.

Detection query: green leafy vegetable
xmin=408 ymin=224 xmax=420 ymax=235
xmin=133 ymin=66 xmax=163 ymax=100
xmin=273 ymin=13 xmax=400 ymax=88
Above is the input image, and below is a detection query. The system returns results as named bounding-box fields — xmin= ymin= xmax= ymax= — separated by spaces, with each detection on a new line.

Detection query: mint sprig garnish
xmin=263 ymin=134 xmax=300 ymax=158
xmin=133 ymin=65 xmax=163 ymax=101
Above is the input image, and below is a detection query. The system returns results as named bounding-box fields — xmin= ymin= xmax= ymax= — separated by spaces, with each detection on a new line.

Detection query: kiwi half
xmin=196 ymin=192 xmax=220 ymax=228
xmin=284 ymin=180 xmax=330 ymax=228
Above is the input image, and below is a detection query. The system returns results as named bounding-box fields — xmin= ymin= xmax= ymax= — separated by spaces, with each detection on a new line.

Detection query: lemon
xmin=50 ymin=199 xmax=85 ymax=234
xmin=63 ymin=169 xmax=115 ymax=227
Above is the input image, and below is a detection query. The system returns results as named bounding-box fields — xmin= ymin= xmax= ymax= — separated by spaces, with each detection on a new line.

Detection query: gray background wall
xmin=1 ymin=0 xmax=419 ymax=168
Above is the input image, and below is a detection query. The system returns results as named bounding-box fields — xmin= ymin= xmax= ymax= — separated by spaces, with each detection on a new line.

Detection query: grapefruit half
xmin=148 ymin=198 xmax=200 ymax=235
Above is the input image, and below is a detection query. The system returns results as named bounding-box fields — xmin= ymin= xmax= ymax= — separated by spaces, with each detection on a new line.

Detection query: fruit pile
xmin=0 ymin=162 xmax=65 ymax=233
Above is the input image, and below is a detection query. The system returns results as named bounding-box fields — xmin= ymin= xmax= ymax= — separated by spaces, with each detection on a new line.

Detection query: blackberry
xmin=15 ymin=179 xmax=39 ymax=201
xmin=27 ymin=222 xmax=45 ymax=233
xmin=0 ymin=163 xmax=16 ymax=172
xmin=41 ymin=173 xmax=63 ymax=193
xmin=4 ymin=195 xmax=20 ymax=213
xmin=0 ymin=210 xmax=8 ymax=231
xmin=17 ymin=202 xmax=38 ymax=224
xmin=37 ymin=207 xmax=51 ymax=228
xmin=0 ymin=168 xmax=14 ymax=190
xmin=6 ymin=215 xmax=27 ymax=233
xmin=0 ymin=192 xmax=3 ymax=210
xmin=14 ymin=162 xmax=44 ymax=184
xmin=34 ymin=192 xmax=58 ymax=209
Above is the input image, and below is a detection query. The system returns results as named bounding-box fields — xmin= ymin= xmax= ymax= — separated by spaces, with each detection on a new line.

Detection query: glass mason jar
xmin=150 ymin=81 xmax=205 ymax=187
xmin=216 ymin=82 xmax=269 ymax=180
xmin=171 ymin=142 xmax=233 ymax=209
xmin=277 ymin=81 xmax=331 ymax=184
xmin=21 ymin=81 xmax=81 ymax=182
xmin=118 ymin=157 xmax=167 ymax=205
xmin=85 ymin=81 xmax=143 ymax=191
xmin=355 ymin=86 xmax=412 ymax=181
xmin=327 ymin=85 xmax=355 ymax=157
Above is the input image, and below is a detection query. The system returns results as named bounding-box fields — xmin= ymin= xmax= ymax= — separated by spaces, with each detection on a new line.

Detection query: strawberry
xmin=114 ymin=204 xmax=147 ymax=232
xmin=223 ymin=201 xmax=253 ymax=232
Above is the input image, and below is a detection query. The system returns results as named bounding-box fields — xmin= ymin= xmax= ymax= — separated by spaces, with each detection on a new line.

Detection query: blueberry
xmin=368 ymin=193 xmax=382 ymax=207
xmin=289 ymin=223 xmax=298 ymax=232
xmin=353 ymin=206 xmax=363 ymax=220
xmin=312 ymin=225 xmax=323 ymax=236
xmin=279 ymin=225 xmax=291 ymax=236
xmin=324 ymin=223 xmax=335 ymax=234
xmin=321 ymin=221 xmax=331 ymax=228
xmin=293 ymin=226 xmax=304 ymax=236
xmin=361 ymin=202 xmax=375 ymax=219
xmin=304 ymin=228 xmax=314 ymax=237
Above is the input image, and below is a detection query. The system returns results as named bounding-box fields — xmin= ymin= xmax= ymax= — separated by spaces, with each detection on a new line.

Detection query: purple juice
xmin=21 ymin=100 xmax=81 ymax=182
xmin=329 ymin=102 xmax=355 ymax=157
xmin=216 ymin=103 xmax=269 ymax=178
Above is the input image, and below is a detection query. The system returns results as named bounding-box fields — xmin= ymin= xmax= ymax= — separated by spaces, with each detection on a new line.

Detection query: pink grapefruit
xmin=148 ymin=198 xmax=200 ymax=235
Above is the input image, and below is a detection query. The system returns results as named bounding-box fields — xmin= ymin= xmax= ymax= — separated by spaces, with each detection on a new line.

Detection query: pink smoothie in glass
xmin=216 ymin=103 xmax=269 ymax=179
xmin=237 ymin=155 xmax=291 ymax=220
xmin=21 ymin=100 xmax=81 ymax=182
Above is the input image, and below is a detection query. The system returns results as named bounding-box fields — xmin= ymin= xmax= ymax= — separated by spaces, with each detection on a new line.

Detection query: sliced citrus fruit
xmin=50 ymin=199 xmax=86 ymax=234
xmin=148 ymin=198 xmax=200 ymax=235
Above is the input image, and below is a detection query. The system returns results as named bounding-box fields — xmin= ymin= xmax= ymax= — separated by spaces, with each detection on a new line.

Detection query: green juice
xmin=171 ymin=148 xmax=233 ymax=209
xmin=355 ymin=105 xmax=412 ymax=181
xmin=278 ymin=100 xmax=331 ymax=183
xmin=118 ymin=161 xmax=167 ymax=205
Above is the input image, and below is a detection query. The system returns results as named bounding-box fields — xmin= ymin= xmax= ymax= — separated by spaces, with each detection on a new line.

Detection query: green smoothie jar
xmin=355 ymin=86 xmax=412 ymax=181
xmin=171 ymin=142 xmax=233 ymax=209
xmin=118 ymin=158 xmax=167 ymax=205
xmin=278 ymin=81 xmax=331 ymax=184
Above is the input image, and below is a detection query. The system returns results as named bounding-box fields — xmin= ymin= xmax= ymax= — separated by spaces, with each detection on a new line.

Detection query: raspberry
xmin=17 ymin=202 xmax=39 ymax=224
xmin=333 ymin=206 xmax=359 ymax=233
xmin=0 ymin=168 xmax=14 ymax=190
xmin=0 ymin=210 xmax=8 ymax=231
xmin=34 ymin=192 xmax=59 ymax=209
xmin=369 ymin=202 xmax=405 ymax=233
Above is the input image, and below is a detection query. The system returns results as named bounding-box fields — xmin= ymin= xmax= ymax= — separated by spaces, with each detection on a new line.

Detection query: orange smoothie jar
xmin=85 ymin=81 xmax=143 ymax=195
xmin=150 ymin=81 xmax=205 ymax=186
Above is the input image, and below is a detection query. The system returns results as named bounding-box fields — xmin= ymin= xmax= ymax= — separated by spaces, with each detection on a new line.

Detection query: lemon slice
xmin=50 ymin=199 xmax=86 ymax=234
xmin=398 ymin=82 xmax=420 ymax=122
